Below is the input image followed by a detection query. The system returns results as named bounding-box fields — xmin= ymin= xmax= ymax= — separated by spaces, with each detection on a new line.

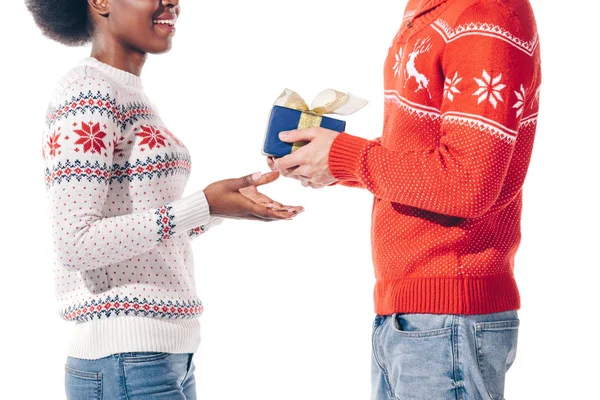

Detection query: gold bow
xmin=274 ymin=89 xmax=368 ymax=152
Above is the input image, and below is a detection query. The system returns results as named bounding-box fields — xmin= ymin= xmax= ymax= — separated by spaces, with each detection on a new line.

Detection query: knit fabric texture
xmin=329 ymin=0 xmax=541 ymax=315
xmin=42 ymin=57 xmax=221 ymax=359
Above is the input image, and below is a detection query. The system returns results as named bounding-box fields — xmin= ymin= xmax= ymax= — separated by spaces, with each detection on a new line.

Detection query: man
xmin=269 ymin=0 xmax=541 ymax=398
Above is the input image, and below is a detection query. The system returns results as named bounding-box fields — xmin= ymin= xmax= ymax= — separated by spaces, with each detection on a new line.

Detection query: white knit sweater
xmin=42 ymin=57 xmax=221 ymax=359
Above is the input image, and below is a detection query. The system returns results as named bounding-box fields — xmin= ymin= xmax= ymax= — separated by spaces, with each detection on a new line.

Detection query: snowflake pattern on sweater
xmin=329 ymin=0 xmax=542 ymax=315
xmin=42 ymin=58 xmax=220 ymax=324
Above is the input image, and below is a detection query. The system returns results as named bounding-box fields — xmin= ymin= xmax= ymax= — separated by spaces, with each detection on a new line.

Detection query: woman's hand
xmin=204 ymin=171 xmax=303 ymax=221
xmin=239 ymin=171 xmax=299 ymax=211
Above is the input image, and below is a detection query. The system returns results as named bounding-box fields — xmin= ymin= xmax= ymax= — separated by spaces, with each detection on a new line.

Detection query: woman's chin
xmin=146 ymin=42 xmax=173 ymax=55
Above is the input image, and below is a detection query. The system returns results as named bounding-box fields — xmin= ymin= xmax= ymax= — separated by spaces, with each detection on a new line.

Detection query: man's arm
xmin=276 ymin=3 xmax=540 ymax=218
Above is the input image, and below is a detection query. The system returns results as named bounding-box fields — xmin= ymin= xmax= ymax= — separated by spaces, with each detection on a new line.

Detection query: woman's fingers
xmin=249 ymin=189 xmax=303 ymax=213
xmin=241 ymin=196 xmax=297 ymax=220
xmin=206 ymin=172 xmax=304 ymax=221
xmin=267 ymin=200 xmax=283 ymax=209
xmin=228 ymin=171 xmax=279 ymax=191
xmin=247 ymin=192 xmax=290 ymax=212
xmin=254 ymin=171 xmax=280 ymax=187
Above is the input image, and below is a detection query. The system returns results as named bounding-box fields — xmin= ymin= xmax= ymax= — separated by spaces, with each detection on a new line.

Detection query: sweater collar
xmin=415 ymin=0 xmax=448 ymax=18
xmin=79 ymin=57 xmax=143 ymax=89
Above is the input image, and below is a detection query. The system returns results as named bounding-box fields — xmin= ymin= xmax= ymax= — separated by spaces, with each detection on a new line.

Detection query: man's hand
xmin=268 ymin=127 xmax=339 ymax=188
xmin=204 ymin=172 xmax=303 ymax=221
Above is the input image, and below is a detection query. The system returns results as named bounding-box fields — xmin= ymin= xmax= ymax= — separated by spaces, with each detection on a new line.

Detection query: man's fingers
xmin=278 ymin=128 xmax=317 ymax=144
xmin=267 ymin=157 xmax=277 ymax=171
xmin=280 ymin=165 xmax=300 ymax=179
xmin=288 ymin=165 xmax=314 ymax=179
xmin=275 ymin=150 xmax=305 ymax=171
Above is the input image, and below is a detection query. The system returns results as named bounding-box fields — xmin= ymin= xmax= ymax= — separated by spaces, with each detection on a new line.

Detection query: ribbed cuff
xmin=204 ymin=216 xmax=224 ymax=230
xmin=169 ymin=190 xmax=212 ymax=234
xmin=328 ymin=132 xmax=369 ymax=182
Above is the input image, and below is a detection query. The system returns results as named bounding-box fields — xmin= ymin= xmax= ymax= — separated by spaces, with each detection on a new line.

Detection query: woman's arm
xmin=43 ymin=78 xmax=212 ymax=271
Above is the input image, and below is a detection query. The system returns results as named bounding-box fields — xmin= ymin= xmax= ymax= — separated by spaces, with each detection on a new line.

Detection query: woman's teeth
xmin=153 ymin=20 xmax=176 ymax=26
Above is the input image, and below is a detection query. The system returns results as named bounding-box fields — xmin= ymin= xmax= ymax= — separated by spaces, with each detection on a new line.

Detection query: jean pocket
xmin=474 ymin=319 xmax=520 ymax=400
xmin=120 ymin=353 xmax=191 ymax=398
xmin=387 ymin=315 xmax=455 ymax=399
xmin=65 ymin=365 xmax=102 ymax=400
xmin=121 ymin=352 xmax=170 ymax=363
xmin=391 ymin=314 xmax=453 ymax=338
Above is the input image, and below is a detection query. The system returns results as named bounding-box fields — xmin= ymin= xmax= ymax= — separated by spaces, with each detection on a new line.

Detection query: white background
xmin=1 ymin=0 xmax=598 ymax=399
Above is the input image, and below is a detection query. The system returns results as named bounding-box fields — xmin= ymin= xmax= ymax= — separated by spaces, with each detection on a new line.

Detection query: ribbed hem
xmin=68 ymin=317 xmax=201 ymax=360
xmin=328 ymin=132 xmax=369 ymax=182
xmin=374 ymin=275 xmax=520 ymax=316
xmin=169 ymin=190 xmax=212 ymax=233
xmin=79 ymin=57 xmax=143 ymax=89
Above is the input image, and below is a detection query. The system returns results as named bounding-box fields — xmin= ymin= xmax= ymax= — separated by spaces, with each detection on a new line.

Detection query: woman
xmin=27 ymin=0 xmax=302 ymax=398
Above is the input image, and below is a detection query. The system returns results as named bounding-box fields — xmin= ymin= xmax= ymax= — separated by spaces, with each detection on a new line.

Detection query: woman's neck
xmin=90 ymin=36 xmax=147 ymax=77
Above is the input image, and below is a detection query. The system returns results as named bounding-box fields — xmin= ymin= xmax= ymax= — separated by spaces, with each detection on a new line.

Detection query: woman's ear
xmin=88 ymin=0 xmax=110 ymax=16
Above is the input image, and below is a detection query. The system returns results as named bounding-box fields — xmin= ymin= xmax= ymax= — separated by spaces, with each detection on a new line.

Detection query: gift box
xmin=264 ymin=106 xmax=347 ymax=158
xmin=262 ymin=89 xmax=368 ymax=158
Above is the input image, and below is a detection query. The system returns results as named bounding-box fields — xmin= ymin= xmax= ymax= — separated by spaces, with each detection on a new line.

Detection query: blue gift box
xmin=262 ymin=105 xmax=346 ymax=158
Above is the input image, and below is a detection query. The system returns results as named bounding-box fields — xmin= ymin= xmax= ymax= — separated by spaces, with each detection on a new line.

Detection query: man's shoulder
xmin=439 ymin=0 xmax=537 ymax=38
xmin=447 ymin=0 xmax=533 ymax=21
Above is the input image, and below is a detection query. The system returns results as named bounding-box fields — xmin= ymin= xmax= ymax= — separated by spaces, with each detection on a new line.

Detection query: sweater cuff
xmin=328 ymin=132 xmax=369 ymax=182
xmin=169 ymin=190 xmax=212 ymax=234
xmin=203 ymin=216 xmax=224 ymax=231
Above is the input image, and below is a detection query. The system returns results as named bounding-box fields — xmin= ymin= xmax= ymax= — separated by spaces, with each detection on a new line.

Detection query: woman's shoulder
xmin=51 ymin=60 xmax=120 ymax=103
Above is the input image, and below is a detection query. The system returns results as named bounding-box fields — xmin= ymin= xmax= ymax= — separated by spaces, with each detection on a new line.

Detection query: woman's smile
xmin=153 ymin=15 xmax=177 ymax=34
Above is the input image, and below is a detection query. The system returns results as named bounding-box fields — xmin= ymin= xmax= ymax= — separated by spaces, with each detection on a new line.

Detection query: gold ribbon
xmin=273 ymin=89 xmax=368 ymax=152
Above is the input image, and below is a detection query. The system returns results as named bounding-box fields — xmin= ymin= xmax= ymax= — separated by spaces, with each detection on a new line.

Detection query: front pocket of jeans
xmin=65 ymin=365 xmax=102 ymax=400
xmin=387 ymin=316 xmax=454 ymax=399
xmin=121 ymin=352 xmax=170 ymax=363
xmin=474 ymin=320 xmax=520 ymax=400
xmin=391 ymin=315 xmax=452 ymax=338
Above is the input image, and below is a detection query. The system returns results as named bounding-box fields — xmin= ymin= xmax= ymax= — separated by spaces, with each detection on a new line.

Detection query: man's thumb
xmin=279 ymin=129 xmax=313 ymax=143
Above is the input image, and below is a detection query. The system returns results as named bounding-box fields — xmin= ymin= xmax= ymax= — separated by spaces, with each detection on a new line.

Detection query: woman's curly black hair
xmin=25 ymin=0 xmax=93 ymax=46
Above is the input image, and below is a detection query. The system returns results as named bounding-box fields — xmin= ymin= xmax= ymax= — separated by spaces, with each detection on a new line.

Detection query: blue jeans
xmin=371 ymin=311 xmax=519 ymax=400
xmin=65 ymin=352 xmax=196 ymax=400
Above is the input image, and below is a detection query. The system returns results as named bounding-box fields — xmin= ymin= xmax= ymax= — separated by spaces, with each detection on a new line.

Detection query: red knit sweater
xmin=329 ymin=0 xmax=541 ymax=315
